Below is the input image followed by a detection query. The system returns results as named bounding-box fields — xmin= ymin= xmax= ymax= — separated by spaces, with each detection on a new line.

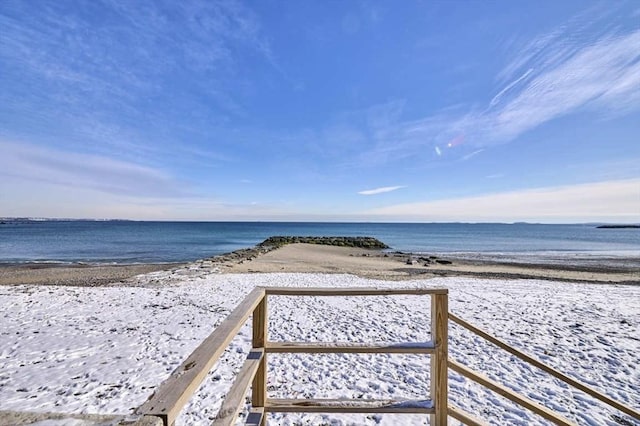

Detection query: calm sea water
xmin=0 ymin=221 xmax=638 ymax=265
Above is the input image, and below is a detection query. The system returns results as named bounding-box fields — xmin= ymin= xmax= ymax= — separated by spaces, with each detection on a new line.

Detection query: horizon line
xmin=2 ymin=217 xmax=638 ymax=226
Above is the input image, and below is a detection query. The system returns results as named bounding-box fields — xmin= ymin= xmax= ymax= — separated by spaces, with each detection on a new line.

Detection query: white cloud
xmin=490 ymin=68 xmax=533 ymax=107
xmin=365 ymin=179 xmax=640 ymax=223
xmin=491 ymin=30 xmax=640 ymax=141
xmin=0 ymin=141 xmax=186 ymax=197
xmin=0 ymin=0 xmax=274 ymax=153
xmin=0 ymin=178 xmax=293 ymax=221
xmin=358 ymin=186 xmax=405 ymax=195
xmin=460 ymin=149 xmax=485 ymax=161
xmin=496 ymin=28 xmax=566 ymax=83
xmin=354 ymin=22 xmax=640 ymax=166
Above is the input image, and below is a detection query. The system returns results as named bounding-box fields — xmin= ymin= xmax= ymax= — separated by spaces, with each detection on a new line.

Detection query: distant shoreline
xmin=2 ymin=217 xmax=639 ymax=225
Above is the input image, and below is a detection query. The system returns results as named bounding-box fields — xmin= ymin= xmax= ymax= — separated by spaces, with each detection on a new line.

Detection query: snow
xmin=1 ymin=273 xmax=639 ymax=425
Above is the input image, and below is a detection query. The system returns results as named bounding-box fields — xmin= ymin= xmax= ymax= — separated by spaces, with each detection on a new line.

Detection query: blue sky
xmin=1 ymin=0 xmax=639 ymax=222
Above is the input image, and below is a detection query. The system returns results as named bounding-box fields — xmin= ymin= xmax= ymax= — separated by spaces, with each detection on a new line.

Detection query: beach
xmin=1 ymin=243 xmax=639 ymax=425
xmin=221 ymin=243 xmax=640 ymax=284
xmin=1 ymin=243 xmax=638 ymax=286
xmin=2 ymin=271 xmax=639 ymax=425
xmin=0 ymin=263 xmax=183 ymax=287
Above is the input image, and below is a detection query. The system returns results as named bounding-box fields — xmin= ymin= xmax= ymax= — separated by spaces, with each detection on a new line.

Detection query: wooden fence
xmin=136 ymin=287 xmax=640 ymax=426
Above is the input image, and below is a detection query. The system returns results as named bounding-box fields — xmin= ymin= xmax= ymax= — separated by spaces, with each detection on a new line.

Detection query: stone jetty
xmin=258 ymin=236 xmax=389 ymax=249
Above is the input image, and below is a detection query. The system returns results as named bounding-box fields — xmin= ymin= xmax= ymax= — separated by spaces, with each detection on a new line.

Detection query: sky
xmin=1 ymin=0 xmax=639 ymax=223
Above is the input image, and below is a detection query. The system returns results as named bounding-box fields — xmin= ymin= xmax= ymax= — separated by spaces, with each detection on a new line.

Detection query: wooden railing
xmin=136 ymin=286 xmax=640 ymax=426
xmin=448 ymin=313 xmax=640 ymax=426
xmin=137 ymin=287 xmax=454 ymax=425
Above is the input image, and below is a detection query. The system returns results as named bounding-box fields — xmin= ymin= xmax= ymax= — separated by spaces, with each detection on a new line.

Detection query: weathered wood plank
xmin=430 ymin=293 xmax=448 ymax=426
xmin=265 ymin=398 xmax=434 ymax=414
xmin=448 ymin=405 xmax=489 ymax=426
xmin=137 ymin=287 xmax=266 ymax=426
xmin=125 ymin=416 xmax=165 ymax=426
xmin=266 ymin=341 xmax=435 ymax=354
xmin=449 ymin=312 xmax=640 ymax=421
xmin=449 ymin=359 xmax=577 ymax=426
xmin=212 ymin=349 xmax=264 ymax=426
xmin=264 ymin=287 xmax=447 ymax=296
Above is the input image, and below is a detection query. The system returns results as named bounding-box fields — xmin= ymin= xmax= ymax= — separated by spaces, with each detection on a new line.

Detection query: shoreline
xmin=218 ymin=244 xmax=640 ymax=284
xmin=1 ymin=243 xmax=638 ymax=286
xmin=0 ymin=263 xmax=184 ymax=286
xmin=2 ymin=273 xmax=638 ymax=425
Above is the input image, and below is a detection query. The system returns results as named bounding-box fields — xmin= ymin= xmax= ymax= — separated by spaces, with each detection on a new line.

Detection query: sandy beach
xmin=0 ymin=263 xmax=183 ymax=287
xmin=2 ymin=272 xmax=639 ymax=425
xmin=221 ymin=243 xmax=640 ymax=284
xmin=1 ymin=243 xmax=638 ymax=286
xmin=2 ymin=243 xmax=639 ymax=425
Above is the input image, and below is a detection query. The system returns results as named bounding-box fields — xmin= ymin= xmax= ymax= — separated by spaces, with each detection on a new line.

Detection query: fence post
xmin=252 ymin=294 xmax=268 ymax=426
xmin=430 ymin=292 xmax=448 ymax=426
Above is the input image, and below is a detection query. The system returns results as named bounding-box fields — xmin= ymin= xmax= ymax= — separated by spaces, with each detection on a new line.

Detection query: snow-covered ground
xmin=1 ymin=273 xmax=639 ymax=425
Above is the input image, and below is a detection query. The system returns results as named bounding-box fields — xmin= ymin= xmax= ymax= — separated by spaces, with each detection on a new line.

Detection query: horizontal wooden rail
xmin=449 ymin=359 xmax=576 ymax=426
xmin=137 ymin=287 xmax=266 ymax=426
xmin=266 ymin=341 xmax=435 ymax=354
xmin=132 ymin=285 xmax=637 ymax=426
xmin=135 ymin=287 xmax=447 ymax=425
xmin=449 ymin=312 xmax=640 ymax=421
xmin=212 ymin=349 xmax=264 ymax=426
xmin=264 ymin=287 xmax=447 ymax=296
xmin=448 ymin=405 xmax=489 ymax=426
xmin=265 ymin=398 xmax=434 ymax=414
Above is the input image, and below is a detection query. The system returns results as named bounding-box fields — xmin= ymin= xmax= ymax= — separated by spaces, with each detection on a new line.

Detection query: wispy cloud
xmin=0 ymin=0 xmax=274 ymax=155
xmin=0 ymin=141 xmax=188 ymax=198
xmin=460 ymin=149 xmax=485 ymax=162
xmin=365 ymin=179 xmax=640 ymax=223
xmin=358 ymin=186 xmax=405 ymax=195
xmin=490 ymin=68 xmax=533 ymax=107
xmin=348 ymin=13 xmax=640 ymax=166
xmin=1 ymin=0 xmax=271 ymax=89
xmin=491 ymin=29 xmax=640 ymax=140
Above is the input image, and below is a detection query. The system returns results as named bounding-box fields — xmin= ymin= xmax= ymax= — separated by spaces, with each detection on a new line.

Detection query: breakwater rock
xmin=258 ymin=236 xmax=390 ymax=249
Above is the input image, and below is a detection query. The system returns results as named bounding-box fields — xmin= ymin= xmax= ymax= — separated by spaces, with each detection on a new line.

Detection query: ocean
xmin=0 ymin=221 xmax=638 ymax=266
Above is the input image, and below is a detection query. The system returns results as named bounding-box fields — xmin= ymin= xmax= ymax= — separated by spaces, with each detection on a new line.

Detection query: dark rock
xmin=258 ymin=236 xmax=389 ymax=249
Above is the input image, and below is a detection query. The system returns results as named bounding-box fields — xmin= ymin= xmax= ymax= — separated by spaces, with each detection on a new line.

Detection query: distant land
xmin=0 ymin=217 xmax=132 ymax=223
xmin=0 ymin=218 xmax=639 ymax=227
